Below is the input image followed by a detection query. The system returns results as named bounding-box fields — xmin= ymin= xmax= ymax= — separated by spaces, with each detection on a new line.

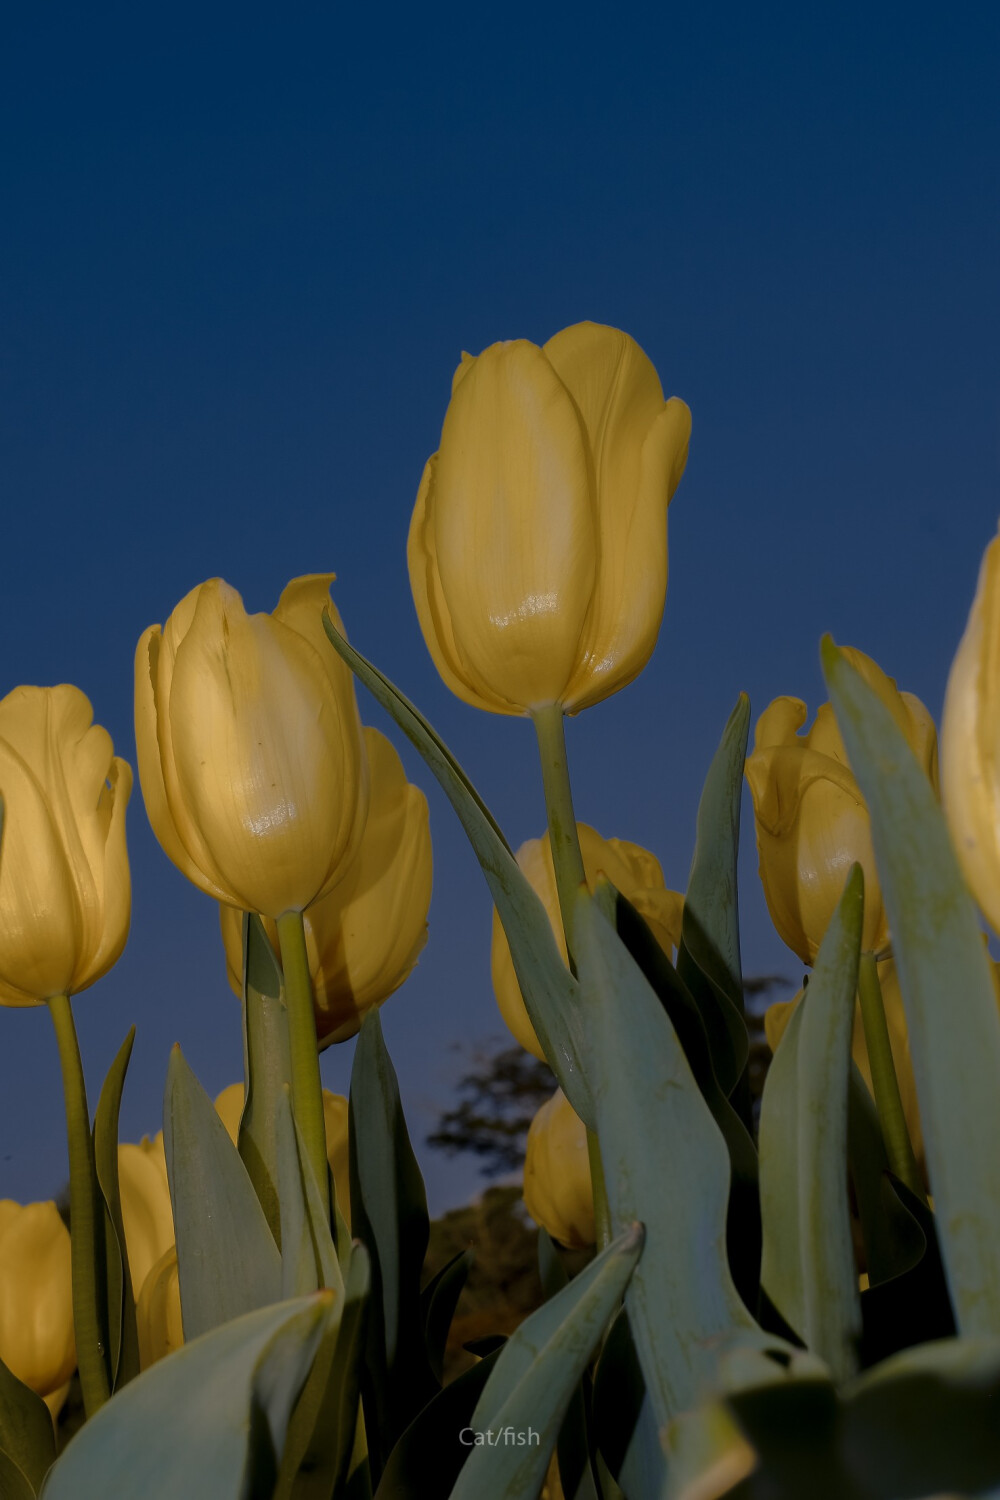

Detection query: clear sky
xmin=1 ymin=3 xmax=998 ymax=1212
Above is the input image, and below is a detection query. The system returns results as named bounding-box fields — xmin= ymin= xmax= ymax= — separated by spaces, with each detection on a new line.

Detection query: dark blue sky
xmin=2 ymin=3 xmax=998 ymax=1210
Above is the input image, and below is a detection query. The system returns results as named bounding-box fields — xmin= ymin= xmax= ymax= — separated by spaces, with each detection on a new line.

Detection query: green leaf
xmin=374 ymin=1347 xmax=502 ymax=1500
xmin=274 ymin=1243 xmax=371 ymax=1500
xmin=349 ymin=1011 xmax=436 ymax=1477
xmin=240 ymin=913 xmax=292 ymax=1248
xmin=0 ymin=1355 xmax=55 ymax=1495
xmin=0 ymin=1448 xmax=34 ymax=1500
xmin=822 ymin=636 xmax=1000 ymax=1338
xmin=676 ymin=695 xmax=751 ymax=1096
xmin=592 ymin=1310 xmax=665 ymax=1500
xmin=41 ymin=1293 xmax=336 ymax=1500
xmin=571 ymin=888 xmax=783 ymax=1432
xmin=758 ymin=866 xmax=864 ymax=1380
xmin=536 ymin=1233 xmax=600 ymax=1500
xmin=163 ymin=1045 xmax=282 ymax=1341
xmin=274 ymin=1087 xmax=342 ymax=1301
xmin=321 ymin=613 xmax=595 ymax=1130
xmin=93 ymin=1026 xmax=140 ymax=1391
xmin=421 ymin=1250 xmax=472 ymax=1386
xmin=450 ymin=1225 xmax=644 ymax=1500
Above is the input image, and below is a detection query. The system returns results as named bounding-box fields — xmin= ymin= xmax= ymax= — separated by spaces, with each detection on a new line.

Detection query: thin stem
xmin=47 ymin=992 xmax=110 ymax=1416
xmin=857 ymin=953 xmax=925 ymax=1202
xmin=275 ymin=910 xmax=331 ymax=1221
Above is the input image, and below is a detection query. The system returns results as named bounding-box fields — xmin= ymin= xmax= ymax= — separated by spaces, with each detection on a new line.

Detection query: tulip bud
xmin=219 ymin=727 xmax=431 ymax=1045
xmin=0 ymin=1200 xmax=76 ymax=1413
xmin=492 ymin=823 xmax=683 ymax=1060
xmin=136 ymin=1245 xmax=183 ymax=1369
xmin=942 ymin=531 xmax=1000 ymax=934
xmin=522 ymin=1090 xmax=594 ymax=1249
xmin=135 ymin=575 xmax=369 ymax=918
xmin=745 ymin=649 xmax=938 ymax=965
xmin=0 ymin=686 xmax=131 ymax=1006
xmin=408 ymin=323 xmax=691 ymax=716
xmin=213 ymin=1082 xmax=351 ymax=1226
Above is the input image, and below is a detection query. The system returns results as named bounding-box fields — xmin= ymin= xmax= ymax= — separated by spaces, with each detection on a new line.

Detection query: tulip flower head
xmin=492 ymin=823 xmax=683 ymax=1059
xmin=745 ymin=649 xmax=938 ymax=965
xmin=408 ymin=322 xmax=691 ymax=715
xmin=0 ymin=684 xmax=132 ymax=1006
xmin=0 ymin=1199 xmax=76 ymax=1415
xmin=135 ymin=575 xmax=369 ymax=919
xmin=219 ymin=726 xmax=431 ymax=1045
xmin=523 ymin=1089 xmax=595 ymax=1249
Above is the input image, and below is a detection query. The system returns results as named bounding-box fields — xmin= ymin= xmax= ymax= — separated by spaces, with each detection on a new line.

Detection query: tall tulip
xmin=0 ymin=1200 xmax=76 ymax=1418
xmin=408 ymin=322 xmax=691 ymax=717
xmin=219 ymin=727 xmax=431 ymax=1045
xmin=942 ymin=529 xmax=1000 ymax=933
xmin=745 ymin=648 xmax=938 ymax=965
xmin=491 ymin=823 xmax=683 ymax=1059
xmin=522 ymin=1090 xmax=595 ymax=1249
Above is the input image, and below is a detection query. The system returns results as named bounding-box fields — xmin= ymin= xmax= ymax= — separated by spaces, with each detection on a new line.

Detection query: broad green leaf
xmin=450 ymin=1225 xmax=644 ymax=1500
xmin=321 ymin=613 xmax=595 ymax=1130
xmin=571 ymin=887 xmax=784 ymax=1431
xmin=240 ymin=913 xmax=292 ymax=1248
xmin=421 ymin=1250 xmax=472 ymax=1387
xmin=349 ymin=1011 xmax=436 ymax=1477
xmin=93 ymin=1026 xmax=140 ymax=1390
xmin=274 ymin=1244 xmax=371 ymax=1500
xmin=823 ymin=637 xmax=1000 ymax=1337
xmin=676 ymin=695 xmax=750 ymax=1096
xmin=375 ymin=1347 xmax=502 ymax=1500
xmin=0 ymin=1355 xmax=55 ymax=1495
xmin=0 ymin=1448 xmax=34 ymax=1500
xmin=759 ymin=866 xmax=863 ymax=1380
xmin=163 ymin=1045 xmax=282 ymax=1341
xmin=41 ymin=1293 xmax=336 ymax=1500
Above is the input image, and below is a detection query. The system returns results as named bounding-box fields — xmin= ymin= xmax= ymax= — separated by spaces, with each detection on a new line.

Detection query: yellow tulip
xmin=219 ymin=727 xmax=431 ymax=1045
xmin=135 ymin=574 xmax=369 ymax=918
xmin=136 ymin=1245 xmax=183 ymax=1369
xmin=0 ymin=686 xmax=131 ymax=1006
xmin=213 ymin=1082 xmax=351 ymax=1226
xmin=408 ymin=322 xmax=691 ymax=716
xmin=745 ymin=649 xmax=938 ymax=965
xmin=492 ymin=822 xmax=683 ymax=1059
xmin=765 ymin=956 xmax=925 ymax=1166
xmin=942 ymin=530 xmax=1000 ymax=933
xmin=0 ymin=1200 xmax=75 ymax=1415
xmin=522 ymin=1089 xmax=594 ymax=1249
xmin=118 ymin=1142 xmax=175 ymax=1298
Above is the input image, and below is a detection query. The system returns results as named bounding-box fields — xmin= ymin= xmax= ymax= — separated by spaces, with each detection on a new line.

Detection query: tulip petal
xmin=0 ymin=1202 xmax=75 ymax=1399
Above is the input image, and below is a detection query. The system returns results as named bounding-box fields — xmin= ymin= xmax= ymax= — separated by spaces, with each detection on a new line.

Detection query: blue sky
xmin=1 ymin=3 xmax=998 ymax=1211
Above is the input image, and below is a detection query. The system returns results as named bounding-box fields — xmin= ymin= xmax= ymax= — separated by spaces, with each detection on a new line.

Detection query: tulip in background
xmin=213 ymin=1081 xmax=352 ymax=1227
xmin=218 ymin=726 xmax=432 ymax=1046
xmin=745 ymin=647 xmax=938 ymax=965
xmin=408 ymin=321 xmax=691 ymax=718
xmin=491 ymin=822 xmax=683 ymax=1058
xmin=522 ymin=1088 xmax=595 ymax=1250
xmin=0 ymin=1200 xmax=76 ymax=1418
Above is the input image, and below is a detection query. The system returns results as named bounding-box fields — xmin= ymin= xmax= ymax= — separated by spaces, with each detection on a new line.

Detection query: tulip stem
xmin=275 ymin=910 xmax=331 ymax=1223
xmin=857 ymin=953 xmax=926 ymax=1203
xmin=47 ymin=992 xmax=110 ymax=1417
xmin=531 ymin=704 xmax=586 ymax=952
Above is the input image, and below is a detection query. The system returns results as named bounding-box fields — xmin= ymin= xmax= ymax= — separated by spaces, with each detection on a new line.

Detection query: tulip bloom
xmin=408 ymin=323 xmax=691 ymax=716
xmin=745 ymin=649 xmax=938 ymax=965
xmin=942 ymin=530 xmax=1000 ymax=934
xmin=0 ymin=1200 xmax=76 ymax=1415
xmin=523 ymin=1090 xmax=595 ymax=1249
xmin=118 ymin=1142 xmax=175 ymax=1300
xmin=219 ymin=727 xmax=431 ymax=1045
xmin=136 ymin=1246 xmax=183 ymax=1370
xmin=492 ymin=823 xmax=683 ymax=1060
xmin=135 ymin=575 xmax=369 ymax=918
xmin=213 ymin=1082 xmax=351 ymax=1225
xmin=0 ymin=686 xmax=131 ymax=1006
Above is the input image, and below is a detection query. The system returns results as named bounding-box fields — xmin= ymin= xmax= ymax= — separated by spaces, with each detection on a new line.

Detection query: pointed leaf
xmin=321 ymin=614 xmax=594 ymax=1129
xmin=823 ymin=637 xmax=1000 ymax=1337
xmin=536 ymin=1233 xmax=600 ymax=1500
xmin=450 ymin=1225 xmax=643 ymax=1500
xmin=592 ymin=1311 xmax=665 ymax=1500
xmin=759 ymin=866 xmax=864 ymax=1380
xmin=41 ymin=1293 xmax=336 ymax=1500
xmin=93 ymin=1026 xmax=140 ymax=1390
xmin=0 ymin=1355 xmax=55 ymax=1495
xmin=240 ymin=913 xmax=292 ymax=1247
xmin=421 ymin=1250 xmax=472 ymax=1387
xmin=163 ymin=1045 xmax=282 ymax=1341
xmin=374 ymin=1347 xmax=503 ymax=1500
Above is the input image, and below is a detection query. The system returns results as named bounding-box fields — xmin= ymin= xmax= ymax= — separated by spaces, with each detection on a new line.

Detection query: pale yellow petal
xmin=119 ymin=1143 xmax=175 ymax=1296
xmin=0 ymin=1202 xmax=75 ymax=1397
xmin=523 ymin=1090 xmax=594 ymax=1249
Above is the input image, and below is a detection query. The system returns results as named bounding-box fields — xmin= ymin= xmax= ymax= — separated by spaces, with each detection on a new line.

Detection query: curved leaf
xmin=93 ymin=1026 xmax=140 ymax=1390
xmin=0 ymin=1355 xmax=55 ymax=1495
xmin=240 ymin=913 xmax=292 ymax=1248
xmin=421 ymin=1250 xmax=472 ymax=1387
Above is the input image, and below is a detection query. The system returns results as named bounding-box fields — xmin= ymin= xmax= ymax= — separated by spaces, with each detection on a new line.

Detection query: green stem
xmin=275 ymin=910 xmax=331 ymax=1221
xmin=857 ymin=953 xmax=925 ymax=1202
xmin=47 ymin=992 xmax=110 ymax=1416
xmin=531 ymin=704 xmax=613 ymax=1248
